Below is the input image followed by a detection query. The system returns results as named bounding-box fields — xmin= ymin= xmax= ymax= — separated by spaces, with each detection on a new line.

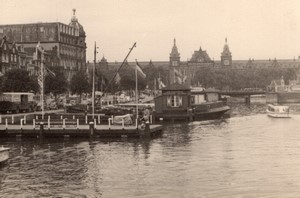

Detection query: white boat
xmin=267 ymin=104 xmax=290 ymax=118
xmin=0 ymin=146 xmax=10 ymax=163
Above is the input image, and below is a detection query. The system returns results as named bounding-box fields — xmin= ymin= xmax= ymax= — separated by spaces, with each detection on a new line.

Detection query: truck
xmin=0 ymin=92 xmax=36 ymax=114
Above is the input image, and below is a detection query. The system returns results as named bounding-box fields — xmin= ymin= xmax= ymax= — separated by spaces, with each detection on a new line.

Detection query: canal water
xmin=1 ymin=106 xmax=300 ymax=197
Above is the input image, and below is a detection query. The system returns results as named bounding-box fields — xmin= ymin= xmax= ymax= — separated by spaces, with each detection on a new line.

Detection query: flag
xmin=135 ymin=61 xmax=146 ymax=78
xmin=115 ymin=73 xmax=121 ymax=84
xmin=174 ymin=68 xmax=187 ymax=84
xmin=45 ymin=67 xmax=56 ymax=77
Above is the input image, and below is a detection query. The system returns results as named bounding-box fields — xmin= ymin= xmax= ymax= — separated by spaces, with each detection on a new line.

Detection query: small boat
xmin=0 ymin=146 xmax=10 ymax=163
xmin=267 ymin=104 xmax=290 ymax=118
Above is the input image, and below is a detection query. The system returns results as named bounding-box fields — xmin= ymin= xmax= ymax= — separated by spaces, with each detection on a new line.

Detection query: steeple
xmin=71 ymin=9 xmax=78 ymax=23
xmin=221 ymin=37 xmax=232 ymax=66
xmin=69 ymin=9 xmax=86 ymax=37
xmin=170 ymin=38 xmax=180 ymax=58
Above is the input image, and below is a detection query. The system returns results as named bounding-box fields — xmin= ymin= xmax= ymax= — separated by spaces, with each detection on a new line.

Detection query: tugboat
xmin=0 ymin=146 xmax=10 ymax=164
xmin=153 ymin=83 xmax=230 ymax=121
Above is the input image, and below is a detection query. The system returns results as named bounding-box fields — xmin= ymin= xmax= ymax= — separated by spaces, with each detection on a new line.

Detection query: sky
xmin=1 ymin=0 xmax=300 ymax=62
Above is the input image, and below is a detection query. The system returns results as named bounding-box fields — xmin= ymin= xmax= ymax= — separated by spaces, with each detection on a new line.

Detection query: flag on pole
xmin=135 ymin=61 xmax=146 ymax=78
xmin=115 ymin=73 xmax=121 ymax=84
xmin=45 ymin=67 xmax=56 ymax=77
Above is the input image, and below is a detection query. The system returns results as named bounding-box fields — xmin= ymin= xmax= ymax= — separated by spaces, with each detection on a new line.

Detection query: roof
xmin=162 ymin=83 xmax=190 ymax=91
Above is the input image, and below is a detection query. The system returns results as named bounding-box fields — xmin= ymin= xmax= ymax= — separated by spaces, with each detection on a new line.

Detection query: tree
xmin=1 ymin=68 xmax=38 ymax=93
xmin=70 ymin=70 xmax=90 ymax=101
xmin=45 ymin=67 xmax=68 ymax=99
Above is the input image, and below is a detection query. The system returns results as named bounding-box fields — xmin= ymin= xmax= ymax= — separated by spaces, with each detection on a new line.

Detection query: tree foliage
xmin=70 ymin=70 xmax=91 ymax=96
xmin=1 ymin=68 xmax=38 ymax=93
xmin=192 ymin=68 xmax=297 ymax=90
xmin=45 ymin=66 xmax=68 ymax=97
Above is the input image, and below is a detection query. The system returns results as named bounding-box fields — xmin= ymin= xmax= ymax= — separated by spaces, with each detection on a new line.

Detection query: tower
xmin=221 ymin=38 xmax=232 ymax=66
xmin=169 ymin=38 xmax=180 ymax=85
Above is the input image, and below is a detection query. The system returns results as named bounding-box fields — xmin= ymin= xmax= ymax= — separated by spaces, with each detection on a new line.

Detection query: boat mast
xmin=102 ymin=42 xmax=136 ymax=96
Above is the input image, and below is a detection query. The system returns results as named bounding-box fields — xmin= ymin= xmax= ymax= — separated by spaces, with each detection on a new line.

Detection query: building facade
xmin=0 ymin=9 xmax=86 ymax=81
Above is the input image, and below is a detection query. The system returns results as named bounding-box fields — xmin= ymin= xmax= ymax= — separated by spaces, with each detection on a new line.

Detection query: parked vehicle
xmin=0 ymin=92 xmax=36 ymax=113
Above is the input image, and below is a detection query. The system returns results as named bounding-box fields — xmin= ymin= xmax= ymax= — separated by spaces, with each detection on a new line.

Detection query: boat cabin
xmin=154 ymin=84 xmax=225 ymax=121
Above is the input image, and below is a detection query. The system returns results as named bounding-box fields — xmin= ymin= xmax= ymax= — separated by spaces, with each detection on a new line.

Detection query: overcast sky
xmin=1 ymin=0 xmax=300 ymax=62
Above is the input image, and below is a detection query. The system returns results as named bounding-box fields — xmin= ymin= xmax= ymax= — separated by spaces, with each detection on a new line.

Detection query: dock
xmin=0 ymin=113 xmax=163 ymax=138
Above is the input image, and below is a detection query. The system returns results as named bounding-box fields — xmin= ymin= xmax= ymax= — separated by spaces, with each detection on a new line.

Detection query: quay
xmin=0 ymin=113 xmax=163 ymax=139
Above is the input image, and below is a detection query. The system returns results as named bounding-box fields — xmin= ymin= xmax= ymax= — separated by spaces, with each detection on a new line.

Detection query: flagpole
xmin=92 ymin=42 xmax=96 ymax=119
xmin=135 ymin=60 xmax=138 ymax=121
xmin=41 ymin=48 xmax=44 ymax=120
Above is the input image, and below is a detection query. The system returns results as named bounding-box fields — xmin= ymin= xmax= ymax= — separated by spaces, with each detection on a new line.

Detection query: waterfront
xmin=1 ymin=108 xmax=300 ymax=197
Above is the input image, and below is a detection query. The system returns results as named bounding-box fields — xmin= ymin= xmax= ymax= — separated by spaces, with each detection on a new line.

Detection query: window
xmin=167 ymin=95 xmax=182 ymax=107
xmin=172 ymin=61 xmax=178 ymax=66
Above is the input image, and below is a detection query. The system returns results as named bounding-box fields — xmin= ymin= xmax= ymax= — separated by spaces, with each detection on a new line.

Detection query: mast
xmin=41 ymin=48 xmax=44 ymax=120
xmin=102 ymin=42 xmax=136 ymax=95
xmin=93 ymin=42 xmax=97 ymax=119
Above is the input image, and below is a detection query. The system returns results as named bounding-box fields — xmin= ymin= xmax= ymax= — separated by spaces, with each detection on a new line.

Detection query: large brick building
xmin=0 ymin=9 xmax=86 ymax=81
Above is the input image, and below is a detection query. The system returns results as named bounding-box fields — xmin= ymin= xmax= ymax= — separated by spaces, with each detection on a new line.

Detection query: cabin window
xmin=167 ymin=95 xmax=182 ymax=107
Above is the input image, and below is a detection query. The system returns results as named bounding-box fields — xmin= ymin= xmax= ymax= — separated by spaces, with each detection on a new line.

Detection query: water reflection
xmin=2 ymin=114 xmax=300 ymax=197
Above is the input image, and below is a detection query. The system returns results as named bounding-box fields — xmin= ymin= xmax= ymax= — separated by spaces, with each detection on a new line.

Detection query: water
xmin=1 ymin=111 xmax=300 ymax=197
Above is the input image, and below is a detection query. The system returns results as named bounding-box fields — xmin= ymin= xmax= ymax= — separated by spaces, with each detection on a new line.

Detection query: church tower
xmin=169 ymin=38 xmax=181 ymax=85
xmin=221 ymin=38 xmax=232 ymax=66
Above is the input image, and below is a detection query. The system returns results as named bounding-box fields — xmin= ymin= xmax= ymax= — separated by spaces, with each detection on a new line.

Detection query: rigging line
xmin=102 ymin=42 xmax=137 ymax=95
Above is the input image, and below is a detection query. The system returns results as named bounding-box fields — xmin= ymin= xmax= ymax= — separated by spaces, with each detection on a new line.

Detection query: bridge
xmin=218 ymin=90 xmax=266 ymax=97
xmin=200 ymin=90 xmax=267 ymax=105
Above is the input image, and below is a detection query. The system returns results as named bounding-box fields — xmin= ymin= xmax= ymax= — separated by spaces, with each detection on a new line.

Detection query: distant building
xmin=0 ymin=35 xmax=20 ymax=75
xmin=221 ymin=38 xmax=232 ymax=66
xmin=267 ymin=76 xmax=289 ymax=92
xmin=0 ymin=9 xmax=86 ymax=81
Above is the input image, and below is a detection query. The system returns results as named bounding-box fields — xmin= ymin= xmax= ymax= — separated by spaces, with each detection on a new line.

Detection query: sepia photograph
xmin=1 ymin=0 xmax=300 ymax=197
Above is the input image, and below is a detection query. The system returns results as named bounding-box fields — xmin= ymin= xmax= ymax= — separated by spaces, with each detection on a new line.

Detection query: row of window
xmin=60 ymin=35 xmax=77 ymax=45
xmin=167 ymin=96 xmax=183 ymax=107
xmin=1 ymin=53 xmax=17 ymax=63
xmin=60 ymin=46 xmax=85 ymax=58
xmin=59 ymin=24 xmax=79 ymax=37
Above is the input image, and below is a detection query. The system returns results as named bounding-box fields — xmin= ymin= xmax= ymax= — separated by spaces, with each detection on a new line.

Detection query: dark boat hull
xmin=154 ymin=106 xmax=230 ymax=122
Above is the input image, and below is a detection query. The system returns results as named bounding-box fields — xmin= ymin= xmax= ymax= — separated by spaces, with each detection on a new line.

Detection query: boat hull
xmin=0 ymin=148 xmax=10 ymax=163
xmin=267 ymin=112 xmax=290 ymax=118
xmin=154 ymin=106 xmax=230 ymax=122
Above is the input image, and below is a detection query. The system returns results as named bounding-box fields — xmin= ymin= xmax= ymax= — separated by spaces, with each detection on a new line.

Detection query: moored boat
xmin=0 ymin=146 xmax=10 ymax=164
xmin=267 ymin=104 xmax=290 ymax=118
xmin=154 ymin=84 xmax=230 ymax=121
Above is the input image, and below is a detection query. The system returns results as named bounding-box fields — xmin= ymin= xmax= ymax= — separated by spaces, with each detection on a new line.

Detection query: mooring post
xmin=77 ymin=119 xmax=79 ymax=129
xmin=39 ymin=122 xmax=44 ymax=139
xmin=5 ymin=118 xmax=8 ymax=129
xmin=108 ymin=118 xmax=111 ymax=129
xmin=135 ymin=119 xmax=138 ymax=129
xmin=245 ymin=95 xmax=251 ymax=106
xmin=85 ymin=115 xmax=88 ymax=124
xmin=20 ymin=118 xmax=24 ymax=130
xmin=63 ymin=118 xmax=66 ymax=129
xmin=122 ymin=118 xmax=124 ymax=129
xmin=89 ymin=122 xmax=94 ymax=137
xmin=33 ymin=119 xmax=36 ymax=129
xmin=12 ymin=115 xmax=14 ymax=124
xmin=94 ymin=119 xmax=96 ymax=128
xmin=0 ymin=115 xmax=2 ymax=124
xmin=24 ymin=115 xmax=26 ymax=124
xmin=111 ymin=115 xmax=114 ymax=124
xmin=98 ymin=114 xmax=100 ymax=124
xmin=48 ymin=116 xmax=50 ymax=129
